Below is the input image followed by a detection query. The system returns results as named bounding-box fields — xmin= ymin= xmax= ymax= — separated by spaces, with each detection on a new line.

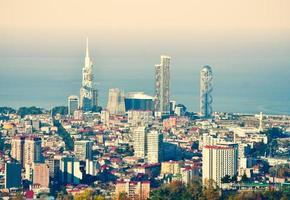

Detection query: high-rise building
xmin=74 ymin=140 xmax=93 ymax=161
xmin=25 ymin=163 xmax=33 ymax=181
xmin=32 ymin=120 xmax=41 ymax=131
xmin=11 ymin=136 xmax=25 ymax=165
xmin=5 ymin=162 xmax=22 ymax=189
xmin=60 ymin=157 xmax=82 ymax=184
xmin=170 ymin=100 xmax=176 ymax=114
xmin=200 ymin=65 xmax=213 ymax=118
xmin=79 ymin=38 xmax=98 ymax=111
xmin=128 ymin=110 xmax=153 ymax=127
xmin=202 ymin=145 xmax=238 ymax=187
xmin=155 ymin=55 xmax=171 ymax=116
xmin=115 ymin=181 xmax=150 ymax=200
xmin=124 ymin=92 xmax=154 ymax=111
xmin=133 ymin=126 xmax=147 ymax=158
xmin=46 ymin=155 xmax=62 ymax=179
xmin=86 ymin=159 xmax=98 ymax=176
xmin=133 ymin=127 xmax=164 ymax=163
xmin=106 ymin=88 xmax=126 ymax=115
xmin=101 ymin=110 xmax=110 ymax=126
xmin=147 ymin=130 xmax=163 ymax=163
xmin=24 ymin=136 xmax=42 ymax=165
xmin=33 ymin=163 xmax=50 ymax=188
xmin=68 ymin=95 xmax=79 ymax=115
xmin=202 ymin=134 xmax=220 ymax=147
xmin=11 ymin=136 xmax=42 ymax=166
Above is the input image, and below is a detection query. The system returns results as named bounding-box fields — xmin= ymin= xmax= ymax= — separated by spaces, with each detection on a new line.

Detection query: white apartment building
xmin=202 ymin=145 xmax=238 ymax=187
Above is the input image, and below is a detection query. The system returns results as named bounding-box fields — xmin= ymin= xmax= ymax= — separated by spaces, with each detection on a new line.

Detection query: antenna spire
xmin=86 ymin=37 xmax=89 ymax=58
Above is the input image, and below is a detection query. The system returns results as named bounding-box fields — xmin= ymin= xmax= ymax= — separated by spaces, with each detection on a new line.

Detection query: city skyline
xmin=1 ymin=45 xmax=290 ymax=115
xmin=1 ymin=1 xmax=290 ymax=199
xmin=1 ymin=1 xmax=290 ymax=114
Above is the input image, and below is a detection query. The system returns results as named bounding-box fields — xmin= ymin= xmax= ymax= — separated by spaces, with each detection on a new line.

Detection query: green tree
xmin=150 ymin=181 xmax=190 ymax=200
xmin=0 ymin=107 xmax=16 ymax=114
xmin=191 ymin=141 xmax=199 ymax=150
xmin=52 ymin=106 xmax=68 ymax=116
xmin=201 ymin=179 xmax=220 ymax=200
xmin=188 ymin=180 xmax=203 ymax=200
xmin=17 ymin=106 xmax=43 ymax=117
xmin=221 ymin=175 xmax=231 ymax=183
xmin=241 ymin=173 xmax=249 ymax=182
xmin=54 ymin=120 xmax=74 ymax=151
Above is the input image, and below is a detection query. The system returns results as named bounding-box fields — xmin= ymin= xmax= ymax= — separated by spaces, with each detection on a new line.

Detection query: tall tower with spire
xmin=80 ymin=38 xmax=98 ymax=111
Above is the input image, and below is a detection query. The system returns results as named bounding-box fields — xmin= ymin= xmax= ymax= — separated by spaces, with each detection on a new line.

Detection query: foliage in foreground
xmin=150 ymin=180 xmax=219 ymax=200
xmin=56 ymin=189 xmax=104 ymax=200
xmin=150 ymin=180 xmax=290 ymax=200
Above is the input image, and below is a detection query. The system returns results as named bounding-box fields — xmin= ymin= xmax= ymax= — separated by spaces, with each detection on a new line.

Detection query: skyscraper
xmin=24 ymin=136 xmax=42 ymax=165
xmin=106 ymin=88 xmax=126 ymax=115
xmin=200 ymin=65 xmax=213 ymax=118
xmin=79 ymin=38 xmax=98 ymax=111
xmin=11 ymin=136 xmax=42 ymax=166
xmin=101 ymin=109 xmax=110 ymax=126
xmin=11 ymin=136 xmax=25 ymax=165
xmin=155 ymin=55 xmax=170 ymax=116
xmin=133 ymin=126 xmax=147 ymax=158
xmin=202 ymin=145 xmax=238 ymax=187
xmin=33 ymin=163 xmax=50 ymax=188
xmin=133 ymin=127 xmax=163 ymax=163
xmin=147 ymin=130 xmax=163 ymax=164
xmin=74 ymin=140 xmax=93 ymax=161
xmin=68 ymin=95 xmax=79 ymax=115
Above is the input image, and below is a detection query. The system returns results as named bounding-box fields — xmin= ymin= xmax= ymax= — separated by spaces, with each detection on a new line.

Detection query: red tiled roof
xmin=203 ymin=145 xmax=233 ymax=149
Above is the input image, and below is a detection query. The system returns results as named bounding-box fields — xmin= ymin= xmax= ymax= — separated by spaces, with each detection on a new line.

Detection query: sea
xmin=0 ymin=56 xmax=290 ymax=115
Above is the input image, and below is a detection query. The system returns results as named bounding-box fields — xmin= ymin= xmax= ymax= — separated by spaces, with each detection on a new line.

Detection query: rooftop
xmin=126 ymin=92 xmax=154 ymax=100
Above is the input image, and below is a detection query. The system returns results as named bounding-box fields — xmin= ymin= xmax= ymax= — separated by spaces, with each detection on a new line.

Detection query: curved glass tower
xmin=200 ymin=65 xmax=213 ymax=118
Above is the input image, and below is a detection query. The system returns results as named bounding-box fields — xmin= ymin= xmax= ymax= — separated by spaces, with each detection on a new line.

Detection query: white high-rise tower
xmin=147 ymin=130 xmax=163 ymax=163
xmin=200 ymin=65 xmax=213 ymax=118
xmin=202 ymin=144 xmax=238 ymax=187
xmin=155 ymin=55 xmax=170 ymax=116
xmin=80 ymin=38 xmax=98 ymax=111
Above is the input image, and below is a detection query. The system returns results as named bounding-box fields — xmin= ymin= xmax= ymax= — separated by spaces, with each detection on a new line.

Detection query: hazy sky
xmin=1 ymin=0 xmax=290 ymax=57
xmin=1 ymin=0 xmax=290 ymax=113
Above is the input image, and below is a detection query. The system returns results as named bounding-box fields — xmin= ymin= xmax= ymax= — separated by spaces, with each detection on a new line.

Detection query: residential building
xmin=33 ymin=163 xmax=50 ymax=188
xmin=115 ymin=181 xmax=150 ymax=200
xmin=74 ymin=140 xmax=93 ymax=161
xmin=202 ymin=145 xmax=238 ymax=187
xmin=147 ymin=130 xmax=163 ymax=163
xmin=68 ymin=95 xmax=79 ymax=115
xmin=106 ymin=88 xmax=126 ymax=115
